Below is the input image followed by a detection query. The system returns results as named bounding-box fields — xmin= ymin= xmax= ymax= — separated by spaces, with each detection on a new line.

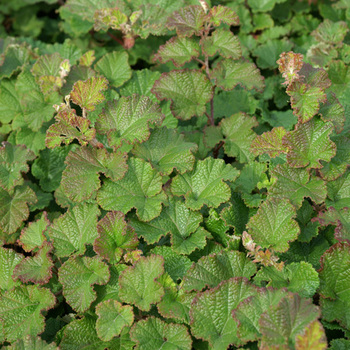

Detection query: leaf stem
xmin=107 ymin=31 xmax=125 ymax=46
xmin=213 ymin=141 xmax=224 ymax=158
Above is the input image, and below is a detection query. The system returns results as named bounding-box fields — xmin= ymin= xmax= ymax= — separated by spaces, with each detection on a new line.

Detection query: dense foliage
xmin=0 ymin=0 xmax=349 ymax=348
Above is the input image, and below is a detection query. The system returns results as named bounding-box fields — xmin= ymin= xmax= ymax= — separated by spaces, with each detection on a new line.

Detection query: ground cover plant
xmin=0 ymin=0 xmax=349 ymax=348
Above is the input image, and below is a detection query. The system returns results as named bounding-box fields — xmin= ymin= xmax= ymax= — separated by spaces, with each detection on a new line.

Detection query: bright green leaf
xmin=0 ymin=247 xmax=23 ymax=292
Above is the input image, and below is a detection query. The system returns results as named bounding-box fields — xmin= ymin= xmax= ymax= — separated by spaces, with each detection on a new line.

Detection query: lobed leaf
xmin=118 ymin=255 xmax=164 ymax=311
xmin=221 ymin=112 xmax=258 ymax=163
xmin=0 ymin=44 xmax=30 ymax=79
xmin=183 ymin=250 xmax=257 ymax=292
xmin=61 ymin=146 xmax=127 ymax=202
xmin=251 ymin=127 xmax=287 ymax=158
xmin=95 ymin=51 xmax=131 ymax=88
xmin=277 ymin=51 xmax=304 ymax=86
xmin=152 ymin=69 xmax=213 ymax=120
xmin=295 ymin=320 xmax=327 ymax=350
xmin=49 ymin=202 xmax=100 ymax=257
xmin=171 ymin=157 xmax=239 ymax=210
xmin=283 ymin=119 xmax=336 ymax=169
xmin=93 ymin=211 xmax=138 ymax=264
xmin=70 ymin=76 xmax=108 ymax=112
xmin=153 ymin=36 xmax=200 ymax=67
xmin=97 ymin=157 xmax=166 ymax=222
xmin=210 ymin=59 xmax=265 ymax=92
xmin=6 ymin=334 xmax=59 ymax=350
xmin=208 ymin=5 xmax=239 ymax=26
xmin=97 ymin=94 xmax=164 ymax=150
xmin=247 ymin=197 xmax=300 ymax=252
xmin=130 ymin=317 xmax=192 ymax=350
xmin=96 ymin=300 xmax=134 ymax=341
xmin=0 ymin=247 xmax=23 ymax=292
xmin=58 ymin=256 xmax=110 ymax=313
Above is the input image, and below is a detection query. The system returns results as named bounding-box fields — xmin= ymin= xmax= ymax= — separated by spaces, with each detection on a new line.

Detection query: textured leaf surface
xmin=268 ymin=164 xmax=327 ymax=208
xmin=221 ymin=112 xmax=258 ymax=163
xmin=210 ymin=59 xmax=264 ymax=92
xmin=70 ymin=76 xmax=108 ymax=111
xmin=259 ymin=294 xmax=320 ymax=347
xmin=0 ymin=285 xmax=55 ymax=342
xmin=132 ymin=127 xmax=197 ymax=175
xmin=183 ymin=250 xmax=257 ymax=291
xmin=97 ymin=157 xmax=166 ymax=221
xmin=94 ymin=211 xmax=138 ymax=264
xmin=154 ymin=36 xmax=200 ymax=67
xmin=0 ymin=247 xmax=23 ymax=291
xmin=283 ymin=119 xmax=336 ymax=169
xmin=131 ymin=317 xmax=192 ymax=350
xmin=61 ymin=146 xmax=127 ymax=202
xmin=166 ymin=5 xmax=205 ymax=36
xmin=152 ymin=70 xmax=213 ymax=120
xmin=190 ymin=277 xmax=256 ymax=349
xmin=13 ymin=242 xmax=53 ymax=285
xmin=247 ymin=198 xmax=300 ymax=252
xmin=45 ymin=110 xmax=96 ymax=148
xmin=0 ymin=143 xmax=35 ymax=191
xmin=95 ymin=51 xmax=131 ymax=88
xmin=251 ymin=127 xmax=287 ymax=157
xmin=171 ymin=157 xmax=239 ymax=210
xmin=0 ymin=185 xmax=37 ymax=234
xmin=58 ymin=256 xmax=109 ymax=313
xmin=0 ymin=44 xmax=29 ymax=78
xmin=295 ymin=320 xmax=327 ymax=350
xmin=208 ymin=5 xmax=239 ymax=26
xmin=49 ymin=203 xmax=99 ymax=257
xmin=118 ymin=255 xmax=164 ymax=311
xmin=201 ymin=28 xmax=241 ymax=59
xmin=97 ymin=94 xmax=164 ymax=149
xmin=6 ymin=334 xmax=59 ymax=349
xmin=96 ymin=300 xmax=134 ymax=341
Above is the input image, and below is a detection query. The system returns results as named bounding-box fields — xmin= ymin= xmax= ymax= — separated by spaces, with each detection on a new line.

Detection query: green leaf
xmin=221 ymin=112 xmax=258 ymax=163
xmin=312 ymin=19 xmax=348 ymax=46
xmin=118 ymin=255 xmax=164 ymax=311
xmin=296 ymin=200 xmax=320 ymax=243
xmin=45 ymin=110 xmax=96 ymax=149
xmin=150 ymin=246 xmax=192 ymax=281
xmin=251 ymin=127 xmax=287 ymax=158
xmin=171 ymin=157 xmax=239 ymax=210
xmin=152 ymin=70 xmax=213 ymax=120
xmin=0 ymin=44 xmax=29 ymax=79
xmin=70 ymin=76 xmax=108 ymax=112
xmin=15 ymin=125 xmax=47 ymax=156
xmin=319 ymin=92 xmax=345 ymax=134
xmin=153 ymin=36 xmax=200 ymax=67
xmin=247 ymin=197 xmax=300 ymax=252
xmin=0 ymin=79 xmax=21 ymax=124
xmin=0 ymin=285 xmax=55 ymax=342
xmin=58 ymin=256 xmax=110 ymax=313
xmin=12 ymin=242 xmax=53 ymax=285
xmin=295 ymin=320 xmax=328 ymax=350
xmin=94 ymin=211 xmax=138 ymax=264
xmin=0 ymin=247 xmax=23 ymax=291
xmin=96 ymin=94 xmax=164 ymax=150
xmin=0 ymin=185 xmax=37 ymax=234
xmin=201 ymin=28 xmax=241 ymax=59
xmin=254 ymin=262 xmax=319 ymax=298
xmin=49 ymin=203 xmax=100 ymax=257
xmin=131 ymin=317 xmax=192 ymax=350
xmin=283 ymin=119 xmax=336 ymax=169
xmin=132 ymin=127 xmax=197 ymax=175
xmin=97 ymin=157 xmax=166 ymax=222
xmin=269 ymin=164 xmax=327 ymax=208
xmin=95 ymin=51 xmax=131 ymax=88
xmin=0 ymin=142 xmax=35 ymax=191
xmin=32 ymin=146 xmax=73 ymax=192
xmin=253 ymin=39 xmax=293 ymax=69
xmin=232 ymin=288 xmax=288 ymax=345
xmin=208 ymin=5 xmax=239 ymax=26
xmin=96 ymin=300 xmax=134 ymax=341
xmin=210 ymin=59 xmax=265 ymax=92
xmin=248 ymin=0 xmax=287 ymax=12
xmin=183 ymin=250 xmax=257 ymax=292
xmin=259 ymin=293 xmax=320 ymax=348
xmin=61 ymin=146 xmax=127 ymax=202
xmin=190 ymin=277 xmax=257 ymax=349
xmin=166 ymin=5 xmax=205 ymax=36
xmin=61 ymin=65 xmax=96 ymax=96
xmin=6 ymin=334 xmax=59 ymax=350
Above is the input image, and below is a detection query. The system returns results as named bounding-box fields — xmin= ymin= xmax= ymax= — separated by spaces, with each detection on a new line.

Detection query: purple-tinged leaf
xmin=152 ymin=70 xmax=213 ymax=120
xmin=208 ymin=5 xmax=239 ymax=26
xmin=166 ymin=5 xmax=206 ymax=37
xmin=93 ymin=211 xmax=138 ymax=264
xmin=277 ymin=51 xmax=304 ymax=86
xmin=70 ymin=76 xmax=108 ymax=111
xmin=210 ymin=59 xmax=265 ymax=92
xmin=282 ymin=119 xmax=336 ymax=169
xmin=153 ymin=36 xmax=200 ymax=67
